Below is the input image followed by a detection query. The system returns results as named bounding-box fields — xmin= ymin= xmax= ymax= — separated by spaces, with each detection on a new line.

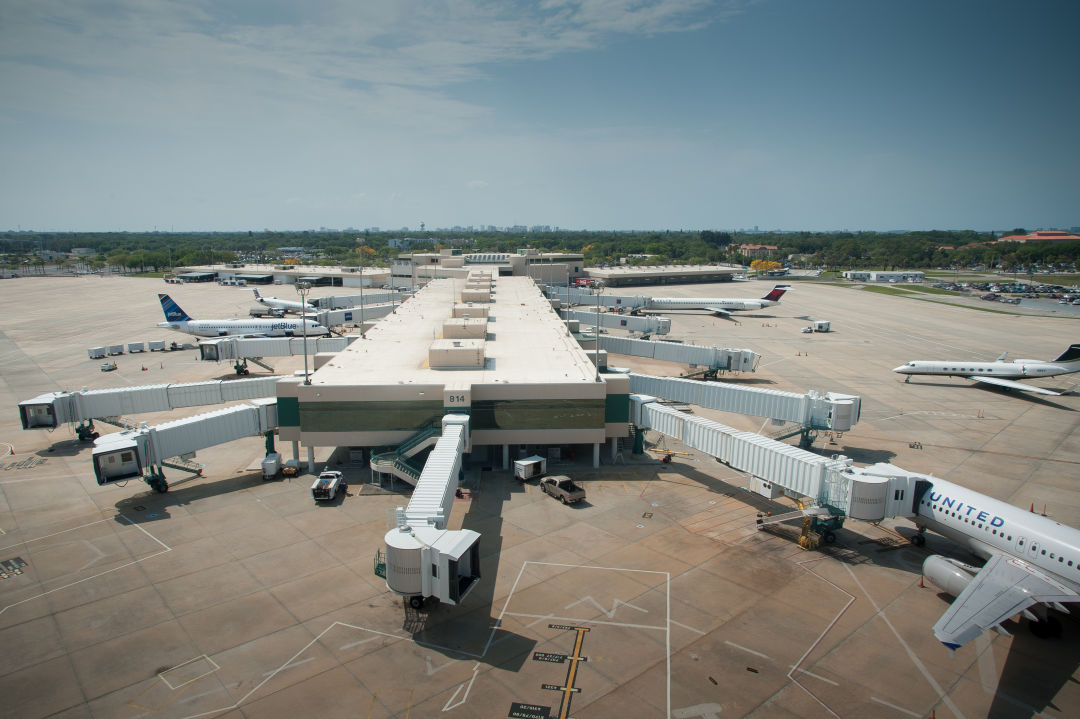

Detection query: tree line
xmin=1 ymin=228 xmax=1076 ymax=272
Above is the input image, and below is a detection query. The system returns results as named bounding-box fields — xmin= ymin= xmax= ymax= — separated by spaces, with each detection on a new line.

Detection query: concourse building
xmin=275 ymin=274 xmax=630 ymax=471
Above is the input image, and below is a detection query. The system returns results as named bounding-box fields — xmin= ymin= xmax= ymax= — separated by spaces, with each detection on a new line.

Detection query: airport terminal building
xmin=276 ymin=273 xmax=630 ymax=469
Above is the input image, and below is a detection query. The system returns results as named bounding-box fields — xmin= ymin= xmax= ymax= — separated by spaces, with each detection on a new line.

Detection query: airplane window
xmin=1070 ymin=561 xmax=1074 ymax=567
xmin=1019 ymin=540 xmax=1024 ymax=545
xmin=1050 ymin=553 xmax=1055 ymax=559
xmin=1007 ymin=535 xmax=1012 ymax=541
xmin=1060 ymin=557 xmax=1064 ymax=563
xmin=1041 ymin=549 xmax=1046 ymax=555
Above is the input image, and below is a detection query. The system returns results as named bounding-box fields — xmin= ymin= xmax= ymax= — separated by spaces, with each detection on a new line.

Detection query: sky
xmin=1 ymin=0 xmax=1077 ymax=233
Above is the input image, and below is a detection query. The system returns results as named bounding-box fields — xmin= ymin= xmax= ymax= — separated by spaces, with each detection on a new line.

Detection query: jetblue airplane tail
xmin=762 ymin=285 xmax=790 ymax=302
xmin=158 ymin=294 xmax=192 ymax=322
xmin=1052 ymin=344 xmax=1080 ymax=363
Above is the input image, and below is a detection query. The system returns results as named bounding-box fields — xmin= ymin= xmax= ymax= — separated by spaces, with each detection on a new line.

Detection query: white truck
xmin=311 ymin=470 xmax=346 ymax=501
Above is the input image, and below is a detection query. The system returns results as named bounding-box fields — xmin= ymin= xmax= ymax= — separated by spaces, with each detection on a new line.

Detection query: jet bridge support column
xmin=307 ymin=446 xmax=316 ymax=474
xmin=502 ymin=444 xmax=510 ymax=470
xmin=593 ymin=443 xmax=600 ymax=468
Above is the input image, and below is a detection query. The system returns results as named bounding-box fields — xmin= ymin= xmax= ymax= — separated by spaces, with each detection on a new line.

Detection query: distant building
xmin=737 ymin=244 xmax=779 ymax=258
xmin=997 ymin=231 xmax=1080 ymax=244
xmin=842 ymin=271 xmax=925 ymax=283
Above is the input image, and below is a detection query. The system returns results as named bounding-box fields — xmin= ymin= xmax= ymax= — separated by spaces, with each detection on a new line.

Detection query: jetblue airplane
xmin=157 ymin=294 xmax=328 ymax=338
xmin=911 ymin=474 xmax=1080 ymax=649
xmin=893 ymin=344 xmax=1080 ymax=395
xmin=253 ymin=288 xmax=317 ymax=314
xmin=644 ymin=285 xmax=790 ymax=316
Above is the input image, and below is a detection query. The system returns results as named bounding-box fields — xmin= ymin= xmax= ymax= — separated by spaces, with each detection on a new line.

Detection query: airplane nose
xmin=892 ymin=365 xmax=911 ymax=373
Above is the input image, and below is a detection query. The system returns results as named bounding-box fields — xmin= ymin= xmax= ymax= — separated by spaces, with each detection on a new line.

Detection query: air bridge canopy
xmin=235 ymin=274 xmax=273 ymax=285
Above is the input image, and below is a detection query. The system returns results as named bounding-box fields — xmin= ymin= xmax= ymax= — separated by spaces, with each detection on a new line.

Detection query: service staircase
xmin=369 ymin=422 xmax=443 ymax=486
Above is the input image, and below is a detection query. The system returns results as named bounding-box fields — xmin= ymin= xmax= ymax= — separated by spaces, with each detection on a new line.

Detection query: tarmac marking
xmin=723 ymin=641 xmax=771 ymax=661
xmin=262 ymin=656 xmax=314 ymax=676
xmin=974 ymin=631 xmax=998 ymax=694
xmin=870 ymin=695 xmax=922 ymax=717
xmin=564 ymin=595 xmax=648 ymax=618
xmin=0 ymin=514 xmax=171 ymax=616
xmin=670 ymin=619 xmax=705 ymax=636
xmin=845 ymin=565 xmax=966 ymax=719
xmin=791 ymin=667 xmax=838 ymax=686
xmin=339 ymin=635 xmax=382 ymax=651
xmin=160 ymin=655 xmax=220 ymax=690
xmin=505 ymin=612 xmax=665 ymax=632
xmin=441 ymin=662 xmax=480 ymax=712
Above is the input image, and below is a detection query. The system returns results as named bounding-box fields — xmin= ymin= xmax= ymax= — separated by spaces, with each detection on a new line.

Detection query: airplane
xmin=252 ymin=288 xmax=317 ymax=314
xmin=644 ymin=285 xmax=791 ymax=316
xmin=911 ymin=474 xmax=1080 ymax=650
xmin=156 ymin=294 xmax=328 ymax=338
xmin=893 ymin=344 xmax=1080 ymax=396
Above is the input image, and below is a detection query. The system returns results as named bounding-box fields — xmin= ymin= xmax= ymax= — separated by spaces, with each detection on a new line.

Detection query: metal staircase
xmin=370 ymin=422 xmax=442 ymax=486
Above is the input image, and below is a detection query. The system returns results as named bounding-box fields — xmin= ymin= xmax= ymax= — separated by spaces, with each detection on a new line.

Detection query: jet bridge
xmin=599 ymin=336 xmax=760 ymax=375
xmin=629 ymin=373 xmax=861 ymax=440
xmin=563 ymin=308 xmax=671 ymax=335
xmin=18 ymin=376 xmax=284 ymax=437
xmin=545 ymin=286 xmax=649 ymax=310
xmin=313 ymin=291 xmax=404 ymax=310
xmin=199 ymin=336 xmax=356 ymax=362
xmin=380 ymin=415 xmax=481 ymax=608
xmin=311 ymin=302 xmax=397 ymax=328
xmin=633 ymin=396 xmax=922 ymax=546
xmin=91 ymin=399 xmax=279 ymax=493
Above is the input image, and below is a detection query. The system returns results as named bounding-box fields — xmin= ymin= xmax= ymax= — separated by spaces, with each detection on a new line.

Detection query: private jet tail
xmin=762 ymin=285 xmax=791 ymax=302
xmin=158 ymin=294 xmax=192 ymax=322
xmin=1053 ymin=344 xmax=1080 ymax=363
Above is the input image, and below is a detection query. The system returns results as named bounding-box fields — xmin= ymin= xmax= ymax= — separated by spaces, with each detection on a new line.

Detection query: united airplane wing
xmin=968 ymin=375 xmax=1061 ymax=396
xmin=933 ymin=554 xmax=1078 ymax=649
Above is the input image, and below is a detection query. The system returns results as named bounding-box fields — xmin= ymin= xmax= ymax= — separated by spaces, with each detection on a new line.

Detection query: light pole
xmin=296 ymin=281 xmax=312 ymax=385
xmin=593 ymin=280 xmax=604 ymax=382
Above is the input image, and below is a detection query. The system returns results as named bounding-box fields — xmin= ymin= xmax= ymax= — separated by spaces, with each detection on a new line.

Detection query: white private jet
xmin=644 ymin=285 xmax=791 ymax=316
xmin=893 ymin=344 xmax=1080 ymax=396
xmin=157 ymin=294 xmax=328 ymax=338
xmin=253 ymin=288 xmax=317 ymax=314
xmin=911 ymin=474 xmax=1080 ymax=649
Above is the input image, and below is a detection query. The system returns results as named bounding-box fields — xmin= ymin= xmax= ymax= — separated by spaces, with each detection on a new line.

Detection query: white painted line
xmin=871 ymin=696 xmax=922 ymax=717
xmin=564 ymin=595 xmax=648 ymax=617
xmin=504 ymin=611 xmax=665 ymax=632
xmin=527 ymin=560 xmax=669 ymax=576
xmin=791 ymin=667 xmax=838 ymax=686
xmin=724 ymin=640 xmax=771 ymax=661
xmin=524 ymin=613 xmax=555 ymax=628
xmin=338 ymin=636 xmax=381 ymax=651
xmin=441 ymin=662 xmax=480 ymax=712
xmin=160 ymin=655 xmax=221 ymax=690
xmin=0 ymin=516 xmax=112 ymax=552
xmin=846 ymin=565 xmax=966 ymax=719
xmin=669 ymin=619 xmax=705 ymax=636
xmin=0 ymin=515 xmax=172 ymax=617
xmin=263 ymin=656 xmax=314 ymax=677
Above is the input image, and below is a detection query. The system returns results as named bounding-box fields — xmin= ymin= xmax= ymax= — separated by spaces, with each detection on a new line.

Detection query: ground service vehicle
xmin=540 ymin=475 xmax=586 ymax=504
xmin=311 ymin=470 xmax=346 ymax=501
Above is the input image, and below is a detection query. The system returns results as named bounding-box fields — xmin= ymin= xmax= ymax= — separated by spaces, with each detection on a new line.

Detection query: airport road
xmin=0 ymin=276 xmax=1078 ymax=718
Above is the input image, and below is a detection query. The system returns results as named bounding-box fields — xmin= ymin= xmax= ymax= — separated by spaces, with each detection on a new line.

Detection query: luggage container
xmin=88 ymin=347 xmax=106 ymax=359
xmin=262 ymin=452 xmax=282 ymax=480
xmin=107 ymin=344 xmax=124 ymax=356
xmin=513 ymin=455 xmax=546 ymax=480
xmin=148 ymin=341 xmax=166 ymax=351
xmin=127 ymin=342 xmax=145 ymax=353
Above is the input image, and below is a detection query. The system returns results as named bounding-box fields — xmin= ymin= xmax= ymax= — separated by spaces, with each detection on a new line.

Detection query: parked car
xmin=539 ymin=475 xmax=586 ymax=504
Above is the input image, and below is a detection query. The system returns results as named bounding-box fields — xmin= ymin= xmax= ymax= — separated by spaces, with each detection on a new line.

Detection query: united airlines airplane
xmin=644 ymin=284 xmax=790 ymax=316
xmin=893 ymin=344 xmax=1080 ymax=395
xmin=913 ymin=475 xmax=1080 ymax=649
xmin=156 ymin=294 xmax=328 ymax=338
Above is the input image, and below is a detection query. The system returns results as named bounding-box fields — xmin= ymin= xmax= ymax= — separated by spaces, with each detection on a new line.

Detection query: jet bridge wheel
xmin=409 ymin=596 xmax=425 ymax=610
xmin=911 ymin=533 xmax=926 ymax=547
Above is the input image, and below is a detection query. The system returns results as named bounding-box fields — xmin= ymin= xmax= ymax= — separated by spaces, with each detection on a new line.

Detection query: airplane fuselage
xmin=894 ymin=359 xmax=1075 ymax=380
xmin=645 ymin=297 xmax=776 ymax=312
xmin=256 ymin=296 xmax=314 ymax=313
xmin=157 ymin=319 xmax=328 ymax=338
xmin=914 ymin=477 xmax=1080 ymax=593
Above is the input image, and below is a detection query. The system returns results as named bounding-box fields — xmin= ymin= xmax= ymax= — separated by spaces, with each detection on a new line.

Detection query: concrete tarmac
xmin=1 ymin=276 xmax=1078 ymax=718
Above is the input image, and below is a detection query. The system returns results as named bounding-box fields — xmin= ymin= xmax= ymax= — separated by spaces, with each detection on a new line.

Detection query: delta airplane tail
xmin=1052 ymin=344 xmax=1080 ymax=363
xmin=158 ymin=294 xmax=192 ymax=322
xmin=762 ymin=285 xmax=790 ymax=303
xmin=253 ymin=288 xmax=263 ymax=300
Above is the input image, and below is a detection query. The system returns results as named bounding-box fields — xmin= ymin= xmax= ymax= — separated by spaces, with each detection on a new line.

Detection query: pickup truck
xmin=539 ymin=475 xmax=586 ymax=504
xmin=311 ymin=470 xmax=346 ymax=501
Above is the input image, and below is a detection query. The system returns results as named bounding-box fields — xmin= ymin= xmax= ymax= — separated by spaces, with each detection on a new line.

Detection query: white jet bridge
xmin=377 ymin=415 xmax=481 ymax=609
xmin=563 ymin=308 xmax=671 ymax=335
xmin=632 ymin=395 xmax=922 ymax=546
xmin=18 ymin=376 xmax=284 ymax=440
xmin=628 ymin=373 xmax=861 ymax=445
xmin=91 ymin=399 xmax=279 ymax=493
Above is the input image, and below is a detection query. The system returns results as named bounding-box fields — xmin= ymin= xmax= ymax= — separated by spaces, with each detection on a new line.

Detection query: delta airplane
xmin=893 ymin=344 xmax=1080 ymax=396
xmin=911 ymin=474 xmax=1080 ymax=649
xmin=253 ymin=288 xmax=317 ymax=314
xmin=644 ymin=284 xmax=790 ymax=316
xmin=157 ymin=294 xmax=328 ymax=338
